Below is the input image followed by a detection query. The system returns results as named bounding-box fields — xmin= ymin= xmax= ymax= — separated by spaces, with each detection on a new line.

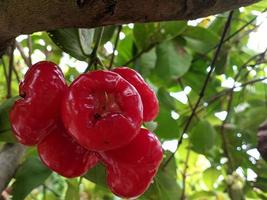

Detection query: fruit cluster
xmin=10 ymin=61 xmax=163 ymax=198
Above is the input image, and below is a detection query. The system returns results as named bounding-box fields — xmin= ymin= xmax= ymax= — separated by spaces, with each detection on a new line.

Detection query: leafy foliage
xmin=12 ymin=156 xmax=52 ymax=200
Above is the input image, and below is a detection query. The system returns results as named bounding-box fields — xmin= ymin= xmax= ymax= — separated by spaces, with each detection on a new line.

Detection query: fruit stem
xmin=85 ymin=27 xmax=105 ymax=72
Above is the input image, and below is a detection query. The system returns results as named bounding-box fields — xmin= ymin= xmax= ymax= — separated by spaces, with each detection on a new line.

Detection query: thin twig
xmin=220 ymin=9 xmax=266 ymax=46
xmin=7 ymin=43 xmax=15 ymax=98
xmin=27 ymin=35 xmax=32 ymax=66
xmin=109 ymin=25 xmax=122 ymax=69
xmin=1 ymin=59 xmax=8 ymax=83
xmin=15 ymin=41 xmax=30 ymax=67
xmin=180 ymin=147 xmax=191 ymax=200
xmin=85 ymin=27 xmax=105 ymax=72
xmin=123 ymin=43 xmax=157 ymax=66
xmin=192 ymin=8 xmax=267 ymax=63
xmin=43 ymin=185 xmax=60 ymax=197
xmin=220 ymin=90 xmax=235 ymax=173
xmin=42 ymin=185 xmax=46 ymax=200
xmin=178 ymin=79 xmax=197 ymax=118
xmin=179 ymin=44 xmax=267 ymax=121
xmin=163 ymin=11 xmax=234 ymax=168
xmin=236 ymin=48 xmax=267 ymax=81
xmin=193 ymin=76 xmax=267 ymax=117
xmin=13 ymin=65 xmax=20 ymax=84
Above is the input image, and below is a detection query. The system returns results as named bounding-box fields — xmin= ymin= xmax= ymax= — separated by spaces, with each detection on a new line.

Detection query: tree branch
xmin=0 ymin=144 xmax=26 ymax=194
xmin=0 ymin=0 xmax=259 ymax=55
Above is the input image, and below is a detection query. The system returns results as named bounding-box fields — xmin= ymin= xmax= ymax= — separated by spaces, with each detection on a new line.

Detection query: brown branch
xmin=0 ymin=0 xmax=258 ymax=55
xmin=0 ymin=144 xmax=26 ymax=194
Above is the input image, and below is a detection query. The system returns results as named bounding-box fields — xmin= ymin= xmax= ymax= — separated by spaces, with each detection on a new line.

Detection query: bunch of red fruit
xmin=10 ymin=61 xmax=163 ymax=198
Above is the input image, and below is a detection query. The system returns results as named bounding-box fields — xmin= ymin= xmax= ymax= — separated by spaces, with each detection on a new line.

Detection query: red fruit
xmin=10 ymin=61 xmax=67 ymax=145
xmin=38 ymin=122 xmax=98 ymax=178
xmin=61 ymin=70 xmax=143 ymax=151
xmin=99 ymin=128 xmax=163 ymax=198
xmin=113 ymin=67 xmax=159 ymax=122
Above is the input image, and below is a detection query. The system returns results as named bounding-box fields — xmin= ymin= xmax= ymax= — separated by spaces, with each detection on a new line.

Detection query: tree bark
xmin=0 ymin=144 xmax=25 ymax=194
xmin=0 ymin=0 xmax=259 ymax=55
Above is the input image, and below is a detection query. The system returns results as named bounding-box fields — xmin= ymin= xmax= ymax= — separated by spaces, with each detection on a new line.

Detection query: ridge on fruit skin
xmin=61 ymin=70 xmax=143 ymax=151
xmin=10 ymin=61 xmax=68 ymax=145
xmin=99 ymin=128 xmax=163 ymax=199
xmin=113 ymin=67 xmax=159 ymax=122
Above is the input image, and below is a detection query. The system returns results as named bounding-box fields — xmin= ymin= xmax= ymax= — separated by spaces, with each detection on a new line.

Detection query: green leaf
xmin=189 ymin=120 xmax=216 ymax=155
xmin=144 ymin=121 xmax=158 ymax=132
xmin=189 ymin=191 xmax=216 ymax=199
xmin=203 ymin=167 xmax=221 ymax=189
xmin=12 ymin=156 xmax=52 ymax=200
xmin=0 ymin=130 xmax=16 ymax=143
xmin=134 ymin=21 xmax=187 ymax=50
xmin=48 ymin=28 xmax=94 ymax=60
xmin=155 ymin=106 xmax=180 ymax=139
xmin=0 ymin=97 xmax=19 ymax=142
xmin=183 ymin=26 xmax=219 ymax=54
xmin=65 ymin=179 xmax=79 ymax=200
xmin=139 ymin=47 xmax=157 ymax=77
xmin=182 ymin=59 xmax=221 ymax=97
xmin=151 ymin=40 xmax=192 ymax=85
xmin=84 ymin=164 xmax=107 ymax=188
xmin=96 ymin=26 xmax=116 ymax=45
xmin=115 ymin=30 xmax=134 ymax=65
xmin=215 ymin=47 xmax=229 ymax=75
xmin=236 ymin=106 xmax=267 ymax=134
xmin=78 ymin=28 xmax=95 ymax=55
xmin=161 ymin=21 xmax=187 ymax=40
xmin=143 ymin=151 xmax=181 ymax=200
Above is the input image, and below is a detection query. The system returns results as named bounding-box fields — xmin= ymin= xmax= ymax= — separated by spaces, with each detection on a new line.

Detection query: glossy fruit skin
xmin=10 ymin=61 xmax=67 ymax=145
xmin=99 ymin=128 xmax=163 ymax=199
xmin=61 ymin=70 xmax=143 ymax=151
xmin=38 ymin=121 xmax=99 ymax=178
xmin=113 ymin=67 xmax=159 ymax=122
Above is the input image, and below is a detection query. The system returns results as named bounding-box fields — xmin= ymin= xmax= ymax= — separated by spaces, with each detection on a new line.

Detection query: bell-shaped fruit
xmin=99 ymin=128 xmax=163 ymax=198
xmin=113 ymin=67 xmax=159 ymax=122
xmin=10 ymin=61 xmax=67 ymax=145
xmin=61 ymin=70 xmax=143 ymax=151
xmin=38 ymin=122 xmax=99 ymax=178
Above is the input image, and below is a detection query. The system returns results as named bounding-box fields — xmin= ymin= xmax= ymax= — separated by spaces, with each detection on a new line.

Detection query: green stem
xmin=109 ymin=25 xmax=122 ymax=69
xmin=85 ymin=27 xmax=105 ymax=72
